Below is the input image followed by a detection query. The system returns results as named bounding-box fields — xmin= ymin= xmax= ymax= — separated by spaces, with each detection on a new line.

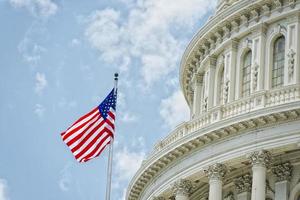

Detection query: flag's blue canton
xmin=98 ymin=89 xmax=117 ymax=119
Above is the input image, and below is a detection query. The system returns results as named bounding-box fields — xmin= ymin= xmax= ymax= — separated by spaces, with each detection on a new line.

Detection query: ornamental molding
xmin=171 ymin=179 xmax=193 ymax=197
xmin=288 ymin=49 xmax=295 ymax=80
xmin=234 ymin=173 xmax=252 ymax=193
xmin=223 ymin=77 xmax=230 ymax=103
xmin=271 ymin=162 xmax=293 ymax=182
xmin=247 ymin=150 xmax=272 ymax=167
xmin=252 ymin=62 xmax=259 ymax=91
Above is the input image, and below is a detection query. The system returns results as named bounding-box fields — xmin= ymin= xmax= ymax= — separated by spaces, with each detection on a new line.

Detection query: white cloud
xmin=18 ymin=37 xmax=47 ymax=66
xmin=9 ymin=0 xmax=58 ymax=18
xmin=160 ymin=90 xmax=189 ymax=128
xmin=58 ymin=98 xmax=77 ymax=109
xmin=120 ymin=112 xmax=138 ymax=123
xmin=35 ymin=72 xmax=47 ymax=94
xmin=84 ymin=0 xmax=217 ymax=87
xmin=0 ymin=179 xmax=9 ymax=200
xmin=85 ymin=9 xmax=124 ymax=64
xmin=70 ymin=38 xmax=81 ymax=46
xmin=58 ymin=163 xmax=72 ymax=192
xmin=114 ymin=147 xmax=145 ymax=182
xmin=34 ymin=103 xmax=45 ymax=117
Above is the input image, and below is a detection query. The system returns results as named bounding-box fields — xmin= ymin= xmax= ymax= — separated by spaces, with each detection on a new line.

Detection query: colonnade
xmin=153 ymin=150 xmax=294 ymax=200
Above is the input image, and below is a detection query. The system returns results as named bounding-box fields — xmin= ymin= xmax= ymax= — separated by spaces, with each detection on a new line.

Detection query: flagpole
xmin=105 ymin=73 xmax=118 ymax=200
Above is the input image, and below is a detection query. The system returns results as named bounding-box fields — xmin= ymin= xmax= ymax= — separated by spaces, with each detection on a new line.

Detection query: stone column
xmin=192 ymin=73 xmax=203 ymax=118
xmin=234 ymin=174 xmax=252 ymax=200
xmin=272 ymin=162 xmax=293 ymax=200
xmin=204 ymin=163 xmax=227 ymax=200
xmin=248 ymin=150 xmax=271 ymax=200
xmin=172 ymin=179 xmax=192 ymax=200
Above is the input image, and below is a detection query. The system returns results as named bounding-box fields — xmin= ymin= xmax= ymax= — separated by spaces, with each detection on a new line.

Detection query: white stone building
xmin=126 ymin=0 xmax=300 ymax=200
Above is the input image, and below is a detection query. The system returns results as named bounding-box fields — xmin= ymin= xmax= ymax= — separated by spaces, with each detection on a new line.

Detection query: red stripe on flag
xmin=70 ymin=118 xmax=106 ymax=153
xmin=62 ymin=112 xmax=100 ymax=141
xmin=79 ymin=133 xmax=113 ymax=162
xmin=74 ymin=127 xmax=113 ymax=161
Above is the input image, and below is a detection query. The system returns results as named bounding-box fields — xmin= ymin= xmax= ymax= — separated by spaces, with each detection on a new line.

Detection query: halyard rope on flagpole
xmin=105 ymin=73 xmax=118 ymax=200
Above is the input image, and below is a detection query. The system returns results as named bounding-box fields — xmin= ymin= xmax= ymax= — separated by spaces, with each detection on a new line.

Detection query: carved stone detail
xmin=262 ymin=4 xmax=271 ymax=16
xmin=224 ymin=191 xmax=234 ymax=200
xmin=241 ymin=14 xmax=249 ymax=26
xmin=274 ymin=0 xmax=282 ymax=11
xmin=224 ymin=77 xmax=230 ymax=103
xmin=247 ymin=150 xmax=272 ymax=167
xmin=289 ymin=0 xmax=296 ymax=8
xmin=172 ymin=179 xmax=192 ymax=196
xmin=234 ymin=174 xmax=252 ymax=193
xmin=288 ymin=49 xmax=295 ymax=80
xmin=252 ymin=63 xmax=259 ymax=90
xmin=231 ymin=20 xmax=239 ymax=33
xmin=223 ymin=25 xmax=231 ymax=39
xmin=203 ymin=96 xmax=208 ymax=111
xmin=204 ymin=163 xmax=227 ymax=180
xmin=272 ymin=162 xmax=293 ymax=182
xmin=251 ymin=9 xmax=259 ymax=22
xmin=153 ymin=197 xmax=165 ymax=200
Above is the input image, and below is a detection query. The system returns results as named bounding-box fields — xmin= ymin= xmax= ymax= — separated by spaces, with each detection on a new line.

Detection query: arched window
xmin=242 ymin=51 xmax=252 ymax=97
xmin=219 ymin=67 xmax=224 ymax=104
xmin=272 ymin=36 xmax=285 ymax=88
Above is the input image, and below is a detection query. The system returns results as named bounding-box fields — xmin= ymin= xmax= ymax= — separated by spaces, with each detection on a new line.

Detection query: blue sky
xmin=0 ymin=0 xmax=216 ymax=199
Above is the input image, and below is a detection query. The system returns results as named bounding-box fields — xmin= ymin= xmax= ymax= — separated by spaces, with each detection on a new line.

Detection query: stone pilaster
xmin=204 ymin=163 xmax=227 ymax=200
xmin=191 ymin=73 xmax=203 ymax=118
xmin=248 ymin=150 xmax=271 ymax=200
xmin=172 ymin=179 xmax=192 ymax=200
xmin=272 ymin=162 xmax=293 ymax=200
xmin=224 ymin=40 xmax=238 ymax=102
xmin=206 ymin=57 xmax=217 ymax=109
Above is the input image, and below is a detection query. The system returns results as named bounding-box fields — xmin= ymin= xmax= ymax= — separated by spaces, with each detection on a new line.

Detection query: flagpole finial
xmin=114 ymin=73 xmax=119 ymax=81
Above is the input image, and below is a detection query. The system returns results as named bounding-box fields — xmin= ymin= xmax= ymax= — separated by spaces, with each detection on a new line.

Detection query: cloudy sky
xmin=0 ymin=0 xmax=217 ymax=199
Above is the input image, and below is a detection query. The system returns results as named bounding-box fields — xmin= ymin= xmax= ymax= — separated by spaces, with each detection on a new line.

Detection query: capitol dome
xmin=127 ymin=0 xmax=300 ymax=200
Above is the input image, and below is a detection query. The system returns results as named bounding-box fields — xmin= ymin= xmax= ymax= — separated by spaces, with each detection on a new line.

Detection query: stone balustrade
xmin=152 ymin=84 xmax=300 ymax=154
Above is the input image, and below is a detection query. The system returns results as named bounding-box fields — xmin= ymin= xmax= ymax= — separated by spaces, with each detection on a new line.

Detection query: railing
xmin=151 ymin=84 xmax=300 ymax=155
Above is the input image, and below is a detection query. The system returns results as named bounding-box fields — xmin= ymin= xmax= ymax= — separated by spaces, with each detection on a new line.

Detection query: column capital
xmin=272 ymin=162 xmax=293 ymax=182
xmin=234 ymin=173 xmax=252 ymax=194
xmin=152 ymin=197 xmax=166 ymax=200
xmin=171 ymin=179 xmax=193 ymax=197
xmin=247 ymin=150 xmax=272 ymax=167
xmin=204 ymin=163 xmax=227 ymax=180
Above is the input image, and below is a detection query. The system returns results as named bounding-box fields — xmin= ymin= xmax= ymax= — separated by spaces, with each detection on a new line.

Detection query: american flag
xmin=61 ymin=89 xmax=117 ymax=163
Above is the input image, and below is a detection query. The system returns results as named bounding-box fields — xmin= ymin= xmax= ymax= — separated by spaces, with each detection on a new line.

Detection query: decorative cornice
xmin=204 ymin=163 xmax=227 ymax=180
xmin=247 ymin=150 xmax=272 ymax=167
xmin=234 ymin=174 xmax=252 ymax=193
xmin=272 ymin=162 xmax=293 ymax=182
xmin=171 ymin=179 xmax=193 ymax=197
